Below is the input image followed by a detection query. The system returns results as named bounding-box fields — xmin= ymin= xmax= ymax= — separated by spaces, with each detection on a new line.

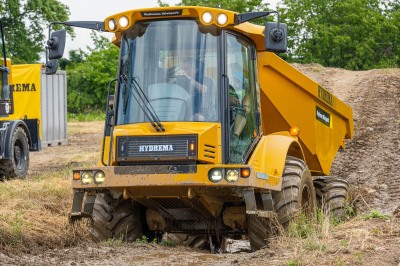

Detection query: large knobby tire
xmin=90 ymin=193 xmax=143 ymax=242
xmin=313 ymin=176 xmax=350 ymax=220
xmin=247 ymin=214 xmax=278 ymax=251
xmin=272 ymin=156 xmax=316 ymax=226
xmin=0 ymin=127 xmax=29 ymax=179
xmin=247 ymin=156 xmax=316 ymax=251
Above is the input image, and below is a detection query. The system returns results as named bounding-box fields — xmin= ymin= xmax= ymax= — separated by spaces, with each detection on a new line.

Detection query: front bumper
xmin=72 ymin=164 xmax=276 ymax=191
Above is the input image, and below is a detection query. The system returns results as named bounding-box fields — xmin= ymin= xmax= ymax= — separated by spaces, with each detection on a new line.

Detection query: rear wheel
xmin=0 ymin=127 xmax=29 ymax=179
xmin=90 ymin=193 xmax=143 ymax=242
xmin=313 ymin=176 xmax=351 ymax=220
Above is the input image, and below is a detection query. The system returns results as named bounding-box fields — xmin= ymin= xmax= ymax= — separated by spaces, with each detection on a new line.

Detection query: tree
xmin=280 ymin=0 xmax=399 ymax=70
xmin=0 ymin=0 xmax=70 ymax=63
xmin=65 ymin=33 xmax=119 ymax=113
xmin=159 ymin=0 xmax=269 ymax=13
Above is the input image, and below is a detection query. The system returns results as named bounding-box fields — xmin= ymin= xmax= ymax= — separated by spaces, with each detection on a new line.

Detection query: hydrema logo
xmin=10 ymin=83 xmax=37 ymax=92
xmin=139 ymin=145 xmax=174 ymax=152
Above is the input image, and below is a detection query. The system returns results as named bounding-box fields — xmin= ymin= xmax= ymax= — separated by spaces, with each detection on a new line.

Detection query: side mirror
xmin=45 ymin=59 xmax=59 ymax=75
xmin=264 ymin=22 xmax=287 ymax=53
xmin=48 ymin=29 xmax=66 ymax=60
xmin=45 ymin=29 xmax=66 ymax=75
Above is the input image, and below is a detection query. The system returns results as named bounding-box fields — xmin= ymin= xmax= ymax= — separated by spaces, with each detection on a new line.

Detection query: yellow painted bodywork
xmin=258 ymin=52 xmax=353 ymax=174
xmin=105 ymin=6 xmax=237 ymax=33
xmin=92 ymin=123 xmax=304 ymax=192
xmin=0 ymin=64 xmax=43 ymax=138
xmin=100 ymin=122 xmax=222 ymax=166
xmin=248 ymin=132 xmax=304 ymax=190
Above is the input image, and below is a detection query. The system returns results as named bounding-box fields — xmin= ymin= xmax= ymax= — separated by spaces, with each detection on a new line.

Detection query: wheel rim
xmin=14 ymin=139 xmax=25 ymax=170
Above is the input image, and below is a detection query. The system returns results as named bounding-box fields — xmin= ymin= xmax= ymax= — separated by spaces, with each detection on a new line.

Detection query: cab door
xmin=225 ymin=32 xmax=259 ymax=164
xmin=0 ymin=21 xmax=11 ymax=117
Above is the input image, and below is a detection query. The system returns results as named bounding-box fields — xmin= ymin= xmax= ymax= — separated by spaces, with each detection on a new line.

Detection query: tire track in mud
xmin=330 ymin=72 xmax=400 ymax=213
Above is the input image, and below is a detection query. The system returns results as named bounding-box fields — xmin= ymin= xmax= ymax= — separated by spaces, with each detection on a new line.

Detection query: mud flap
xmin=69 ymin=191 xmax=96 ymax=223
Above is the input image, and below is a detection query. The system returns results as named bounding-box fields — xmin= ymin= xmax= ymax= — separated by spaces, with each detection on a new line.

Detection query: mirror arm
xmin=64 ymin=21 xmax=105 ymax=31
xmin=235 ymin=11 xmax=271 ymax=24
xmin=235 ymin=10 xmax=283 ymax=33
xmin=266 ymin=11 xmax=283 ymax=41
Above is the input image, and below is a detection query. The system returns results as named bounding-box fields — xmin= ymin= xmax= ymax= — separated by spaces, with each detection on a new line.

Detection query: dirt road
xmin=1 ymin=65 xmax=399 ymax=265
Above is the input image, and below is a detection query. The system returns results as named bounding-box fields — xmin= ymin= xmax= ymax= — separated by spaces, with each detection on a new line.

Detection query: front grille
xmin=117 ymin=135 xmax=197 ymax=162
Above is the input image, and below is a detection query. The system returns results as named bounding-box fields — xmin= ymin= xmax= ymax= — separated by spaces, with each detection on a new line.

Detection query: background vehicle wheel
xmin=0 ymin=127 xmax=29 ymax=179
xmin=313 ymin=176 xmax=351 ymax=220
xmin=272 ymin=156 xmax=316 ymax=226
xmin=90 ymin=193 xmax=143 ymax=242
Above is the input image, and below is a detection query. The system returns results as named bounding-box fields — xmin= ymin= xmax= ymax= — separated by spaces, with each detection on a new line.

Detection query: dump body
xmin=258 ymin=52 xmax=353 ymax=175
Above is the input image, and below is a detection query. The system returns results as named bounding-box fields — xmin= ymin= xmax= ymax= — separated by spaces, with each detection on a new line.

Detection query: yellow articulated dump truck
xmin=46 ymin=6 xmax=353 ymax=251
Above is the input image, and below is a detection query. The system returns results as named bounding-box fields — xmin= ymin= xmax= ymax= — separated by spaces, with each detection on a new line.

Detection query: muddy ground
xmin=0 ymin=65 xmax=399 ymax=265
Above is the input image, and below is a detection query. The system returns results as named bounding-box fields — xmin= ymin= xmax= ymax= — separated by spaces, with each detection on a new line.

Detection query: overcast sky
xmin=57 ymin=0 xmax=279 ymax=57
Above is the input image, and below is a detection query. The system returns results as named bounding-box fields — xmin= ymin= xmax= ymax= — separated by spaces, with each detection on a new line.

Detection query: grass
xmin=103 ymin=236 xmax=125 ymax=246
xmin=270 ymin=204 xmax=400 ymax=265
xmin=363 ymin=209 xmax=390 ymax=220
xmin=0 ymin=169 xmax=85 ymax=252
xmin=68 ymin=110 xmax=105 ymax=122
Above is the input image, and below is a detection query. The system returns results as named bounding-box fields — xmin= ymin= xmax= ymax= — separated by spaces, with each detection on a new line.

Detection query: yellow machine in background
xmin=0 ymin=20 xmax=67 ymax=180
xmin=0 ymin=22 xmax=42 ymax=180
xmin=46 ymin=6 xmax=353 ymax=251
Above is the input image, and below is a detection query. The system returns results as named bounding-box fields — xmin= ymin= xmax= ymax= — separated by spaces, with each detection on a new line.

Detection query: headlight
xmin=216 ymin=13 xmax=228 ymax=25
xmin=225 ymin=169 xmax=239 ymax=182
xmin=81 ymin=172 xmax=93 ymax=185
xmin=209 ymin=169 xmax=223 ymax=183
xmin=94 ymin=171 xmax=106 ymax=184
xmin=108 ymin=19 xmax=117 ymax=31
xmin=202 ymin=12 xmax=213 ymax=24
xmin=119 ymin=16 xmax=129 ymax=28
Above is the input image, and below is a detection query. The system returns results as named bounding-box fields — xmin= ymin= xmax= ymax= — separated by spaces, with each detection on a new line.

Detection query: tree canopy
xmin=64 ymin=0 xmax=400 ymax=114
xmin=0 ymin=0 xmax=70 ymax=63
xmin=62 ymin=33 xmax=119 ymax=113
xmin=280 ymin=0 xmax=400 ymax=69
xmin=176 ymin=0 xmax=268 ymax=13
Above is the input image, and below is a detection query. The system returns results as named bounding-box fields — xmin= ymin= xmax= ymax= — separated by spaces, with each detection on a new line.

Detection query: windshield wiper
xmin=120 ymin=74 xmax=165 ymax=132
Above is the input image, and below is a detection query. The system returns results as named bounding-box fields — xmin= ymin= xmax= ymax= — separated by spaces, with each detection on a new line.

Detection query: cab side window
xmin=226 ymin=33 xmax=257 ymax=163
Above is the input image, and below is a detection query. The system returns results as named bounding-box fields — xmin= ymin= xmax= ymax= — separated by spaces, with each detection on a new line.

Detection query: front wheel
xmin=247 ymin=156 xmax=316 ymax=251
xmin=90 ymin=193 xmax=143 ymax=242
xmin=272 ymin=156 xmax=316 ymax=225
xmin=0 ymin=127 xmax=29 ymax=179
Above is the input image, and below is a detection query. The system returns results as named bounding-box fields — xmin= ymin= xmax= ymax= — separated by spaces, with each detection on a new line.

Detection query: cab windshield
xmin=116 ymin=20 xmax=220 ymax=125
